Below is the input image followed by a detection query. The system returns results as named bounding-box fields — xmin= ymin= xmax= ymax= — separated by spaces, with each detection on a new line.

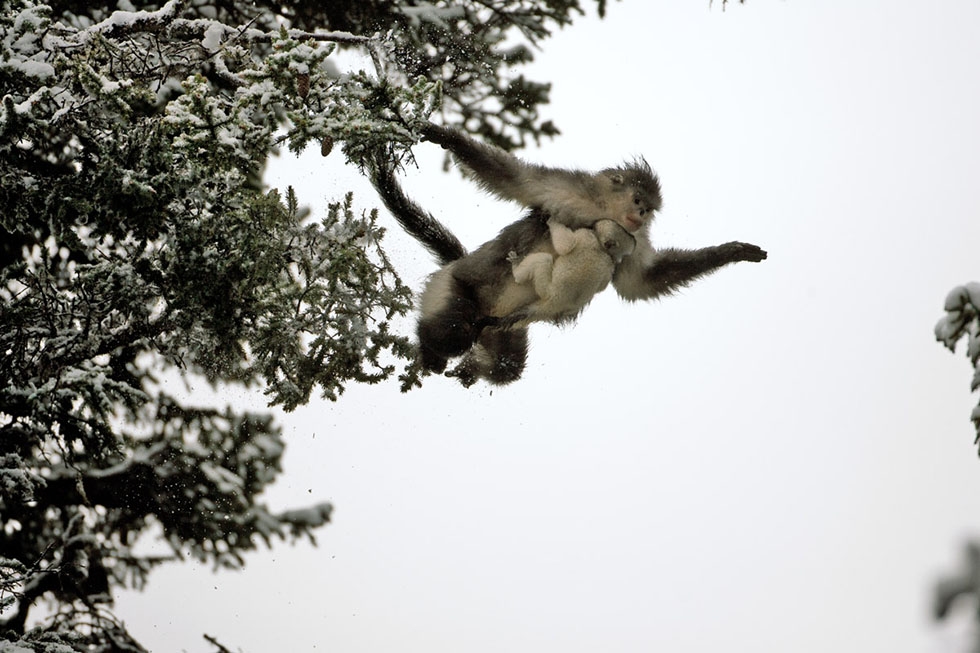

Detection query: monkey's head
xmin=601 ymin=157 xmax=662 ymax=233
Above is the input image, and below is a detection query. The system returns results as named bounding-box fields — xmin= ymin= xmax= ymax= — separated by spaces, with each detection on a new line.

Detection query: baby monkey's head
xmin=593 ymin=219 xmax=637 ymax=264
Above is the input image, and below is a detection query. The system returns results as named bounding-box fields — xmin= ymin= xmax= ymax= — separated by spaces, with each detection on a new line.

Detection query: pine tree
xmin=0 ymin=0 xmax=607 ymax=649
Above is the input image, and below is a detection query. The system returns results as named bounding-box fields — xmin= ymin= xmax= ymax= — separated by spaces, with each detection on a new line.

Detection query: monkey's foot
xmin=445 ymin=363 xmax=478 ymax=388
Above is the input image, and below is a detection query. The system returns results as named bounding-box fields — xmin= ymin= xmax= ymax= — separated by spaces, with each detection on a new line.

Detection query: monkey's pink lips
xmin=624 ymin=216 xmax=643 ymax=232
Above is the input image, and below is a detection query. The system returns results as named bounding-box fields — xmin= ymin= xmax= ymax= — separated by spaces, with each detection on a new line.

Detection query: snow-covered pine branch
xmin=0 ymin=0 xmax=610 ymax=649
xmin=936 ymin=282 xmax=980 ymax=452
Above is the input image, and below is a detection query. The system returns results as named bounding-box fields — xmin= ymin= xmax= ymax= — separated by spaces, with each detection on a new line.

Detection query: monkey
xmin=368 ymin=124 xmax=767 ymax=386
xmin=501 ymin=218 xmax=636 ymax=328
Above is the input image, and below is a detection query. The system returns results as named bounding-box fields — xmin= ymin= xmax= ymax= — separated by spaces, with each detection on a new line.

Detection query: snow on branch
xmin=936 ymin=283 xmax=980 ymax=358
xmin=76 ymin=0 xmax=187 ymax=40
xmin=936 ymin=282 xmax=980 ymax=452
xmin=76 ymin=1 xmax=374 ymax=47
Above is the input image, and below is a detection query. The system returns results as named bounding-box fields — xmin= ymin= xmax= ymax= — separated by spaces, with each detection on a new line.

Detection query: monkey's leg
xmin=417 ymin=276 xmax=483 ymax=373
xmin=482 ymin=328 xmax=530 ymax=385
xmin=447 ymin=327 xmax=530 ymax=386
xmin=614 ymin=242 xmax=767 ymax=301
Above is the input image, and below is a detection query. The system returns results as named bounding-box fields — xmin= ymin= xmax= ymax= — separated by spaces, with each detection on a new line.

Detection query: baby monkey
xmin=501 ymin=218 xmax=636 ymax=328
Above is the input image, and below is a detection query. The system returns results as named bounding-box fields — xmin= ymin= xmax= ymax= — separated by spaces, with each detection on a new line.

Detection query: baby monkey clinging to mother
xmin=369 ymin=123 xmax=767 ymax=387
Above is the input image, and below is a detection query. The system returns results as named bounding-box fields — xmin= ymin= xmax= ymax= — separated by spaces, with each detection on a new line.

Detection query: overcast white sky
xmin=118 ymin=2 xmax=980 ymax=652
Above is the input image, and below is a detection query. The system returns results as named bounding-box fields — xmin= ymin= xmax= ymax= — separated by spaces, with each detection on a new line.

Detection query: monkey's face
xmin=606 ymin=188 xmax=657 ymax=233
xmin=603 ymin=166 xmax=662 ymax=233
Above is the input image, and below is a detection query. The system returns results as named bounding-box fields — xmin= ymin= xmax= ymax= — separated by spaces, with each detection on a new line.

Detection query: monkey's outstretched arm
xmin=420 ymin=123 xmax=598 ymax=217
xmin=613 ymin=241 xmax=767 ymax=302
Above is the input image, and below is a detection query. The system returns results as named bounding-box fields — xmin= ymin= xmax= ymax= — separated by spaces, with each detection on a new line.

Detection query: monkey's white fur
xmin=418 ymin=218 xmax=635 ymax=332
xmin=507 ymin=219 xmax=635 ymax=325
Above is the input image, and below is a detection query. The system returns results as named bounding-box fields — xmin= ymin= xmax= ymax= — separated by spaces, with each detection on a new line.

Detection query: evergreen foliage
xmin=0 ymin=0 xmax=608 ymax=649
xmin=936 ymin=283 xmax=980 ymax=455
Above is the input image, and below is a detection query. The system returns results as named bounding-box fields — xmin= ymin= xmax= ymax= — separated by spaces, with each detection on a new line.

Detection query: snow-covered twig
xmin=936 ymin=282 xmax=980 ymax=452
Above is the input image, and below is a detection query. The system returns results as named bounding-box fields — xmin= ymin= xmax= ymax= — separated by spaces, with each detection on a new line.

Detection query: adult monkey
xmin=370 ymin=124 xmax=767 ymax=386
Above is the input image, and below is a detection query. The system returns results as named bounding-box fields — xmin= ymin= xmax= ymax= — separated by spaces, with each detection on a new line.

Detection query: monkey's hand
xmin=720 ymin=241 xmax=767 ymax=263
xmin=506 ymin=250 xmax=520 ymax=265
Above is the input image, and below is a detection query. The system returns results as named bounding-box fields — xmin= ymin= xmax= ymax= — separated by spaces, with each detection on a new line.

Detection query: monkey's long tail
xmin=367 ymin=158 xmax=467 ymax=266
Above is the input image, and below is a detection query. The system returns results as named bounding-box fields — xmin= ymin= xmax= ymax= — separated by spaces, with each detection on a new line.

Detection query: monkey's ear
xmin=609 ymin=173 xmax=625 ymax=185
